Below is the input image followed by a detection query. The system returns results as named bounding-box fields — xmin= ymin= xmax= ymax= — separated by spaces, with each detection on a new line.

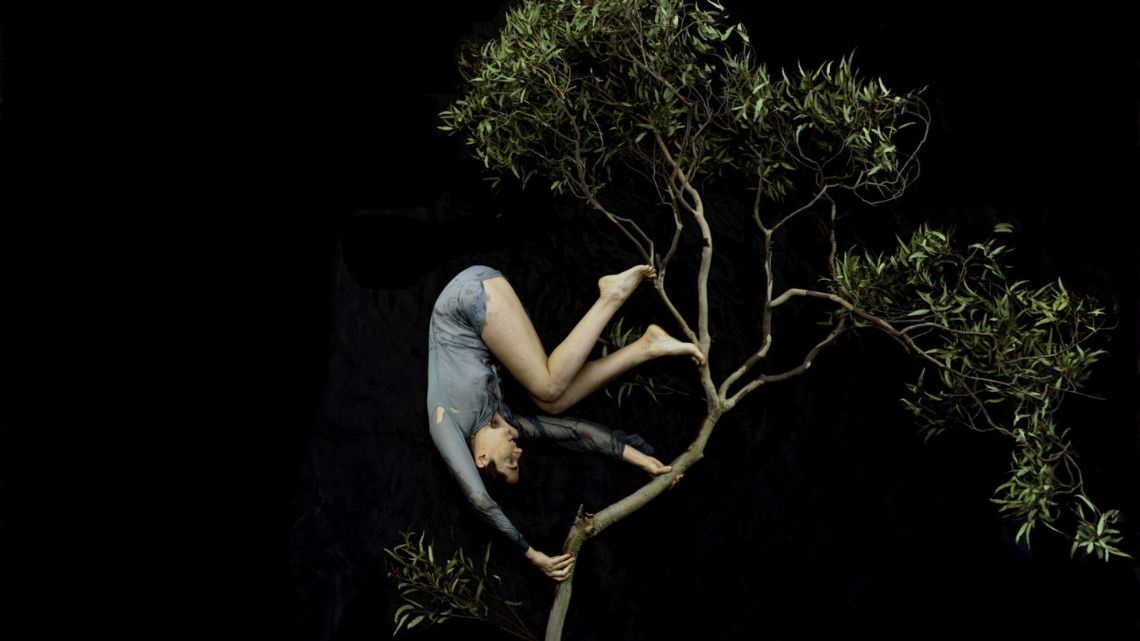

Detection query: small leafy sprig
xmin=384 ymin=529 xmax=536 ymax=639
xmin=1070 ymin=495 xmax=1131 ymax=561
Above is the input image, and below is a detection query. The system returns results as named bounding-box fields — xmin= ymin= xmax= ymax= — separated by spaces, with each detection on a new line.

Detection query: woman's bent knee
xmin=530 ymin=393 xmax=567 ymax=415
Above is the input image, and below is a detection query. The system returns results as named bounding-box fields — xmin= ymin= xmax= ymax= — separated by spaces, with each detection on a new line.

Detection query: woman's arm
xmin=519 ymin=414 xmax=682 ymax=485
xmin=622 ymin=443 xmax=684 ymax=487
xmin=621 ymin=444 xmax=670 ymax=475
xmin=429 ymin=418 xmax=578 ymax=579
xmin=429 ymin=419 xmax=530 ymax=551
xmin=517 ymin=414 xmax=654 ymax=458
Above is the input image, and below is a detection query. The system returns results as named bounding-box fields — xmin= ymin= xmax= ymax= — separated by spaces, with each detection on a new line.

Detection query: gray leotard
xmin=426 ymin=265 xmax=655 ymax=551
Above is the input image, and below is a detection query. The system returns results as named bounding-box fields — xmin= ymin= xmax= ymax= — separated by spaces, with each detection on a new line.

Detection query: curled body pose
xmin=426 ymin=264 xmax=703 ymax=581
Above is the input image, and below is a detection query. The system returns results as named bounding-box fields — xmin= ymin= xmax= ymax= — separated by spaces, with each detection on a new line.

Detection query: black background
xmin=2 ymin=2 xmax=1138 ymax=640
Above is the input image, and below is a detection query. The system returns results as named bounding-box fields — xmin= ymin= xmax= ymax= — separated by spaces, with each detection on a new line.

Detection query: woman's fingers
xmin=547 ymin=555 xmax=575 ymax=581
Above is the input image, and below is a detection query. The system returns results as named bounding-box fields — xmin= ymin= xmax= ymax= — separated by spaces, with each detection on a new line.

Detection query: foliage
xmin=384 ymin=529 xmax=536 ymax=639
xmin=831 ymin=223 xmax=1126 ymax=558
xmin=440 ymin=0 xmax=927 ymax=223
xmin=1072 ymin=495 xmax=1130 ymax=561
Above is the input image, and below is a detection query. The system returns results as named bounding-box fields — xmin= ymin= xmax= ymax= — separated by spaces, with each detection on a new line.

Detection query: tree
xmin=413 ymin=0 xmax=1126 ymax=638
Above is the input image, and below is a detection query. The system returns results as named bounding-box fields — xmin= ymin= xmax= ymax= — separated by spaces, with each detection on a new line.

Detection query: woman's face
xmin=489 ymin=425 xmax=523 ymax=485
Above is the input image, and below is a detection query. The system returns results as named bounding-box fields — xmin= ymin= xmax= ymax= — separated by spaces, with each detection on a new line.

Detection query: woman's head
xmin=472 ymin=421 xmax=523 ymax=485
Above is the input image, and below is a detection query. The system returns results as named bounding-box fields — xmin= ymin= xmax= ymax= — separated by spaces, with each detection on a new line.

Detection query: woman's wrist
xmin=622 ymin=444 xmax=647 ymax=470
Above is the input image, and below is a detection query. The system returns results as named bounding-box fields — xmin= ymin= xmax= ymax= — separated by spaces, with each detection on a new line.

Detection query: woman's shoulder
xmin=455 ymin=264 xmax=504 ymax=280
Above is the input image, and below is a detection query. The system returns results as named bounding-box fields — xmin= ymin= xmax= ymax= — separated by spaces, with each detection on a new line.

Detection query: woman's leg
xmin=530 ymin=324 xmax=703 ymax=415
xmin=480 ymin=265 xmax=703 ymax=412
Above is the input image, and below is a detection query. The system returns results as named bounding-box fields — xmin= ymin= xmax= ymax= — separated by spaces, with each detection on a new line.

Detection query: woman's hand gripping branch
xmin=623 ymin=445 xmax=684 ymax=489
xmin=525 ymin=547 xmax=576 ymax=582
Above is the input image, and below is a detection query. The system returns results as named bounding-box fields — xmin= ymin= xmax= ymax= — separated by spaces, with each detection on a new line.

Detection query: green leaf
xmin=394 ymin=611 xmax=410 ymax=636
xmin=406 ymin=614 xmax=425 ymax=630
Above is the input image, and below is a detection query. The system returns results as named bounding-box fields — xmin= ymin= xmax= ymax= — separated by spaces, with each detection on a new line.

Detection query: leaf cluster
xmin=384 ymin=529 xmax=535 ymax=639
xmin=724 ymin=52 xmax=927 ymax=204
xmin=441 ymin=0 xmax=743 ymax=196
xmin=440 ymin=0 xmax=926 ymax=210
xmin=831 ymin=224 xmax=1124 ymax=558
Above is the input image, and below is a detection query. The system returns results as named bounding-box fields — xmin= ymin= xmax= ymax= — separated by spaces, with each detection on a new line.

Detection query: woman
xmin=426 ymin=264 xmax=704 ymax=581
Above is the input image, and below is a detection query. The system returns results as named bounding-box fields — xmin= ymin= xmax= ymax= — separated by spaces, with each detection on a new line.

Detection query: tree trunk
xmin=544 ymin=411 xmax=722 ymax=640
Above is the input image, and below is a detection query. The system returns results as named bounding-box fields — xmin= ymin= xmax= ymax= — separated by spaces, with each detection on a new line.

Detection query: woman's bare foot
xmin=598 ymin=264 xmax=656 ymax=303
xmin=642 ymin=324 xmax=706 ymax=365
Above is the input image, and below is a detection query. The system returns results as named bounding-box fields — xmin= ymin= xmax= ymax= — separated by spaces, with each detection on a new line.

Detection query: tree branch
xmin=726 ymin=318 xmax=848 ymax=407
